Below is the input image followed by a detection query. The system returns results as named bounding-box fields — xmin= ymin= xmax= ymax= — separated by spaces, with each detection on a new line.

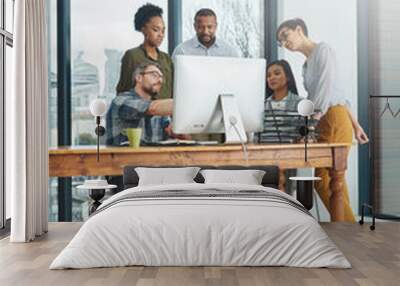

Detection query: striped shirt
xmin=106 ymin=89 xmax=169 ymax=146
xmin=262 ymin=92 xmax=303 ymax=143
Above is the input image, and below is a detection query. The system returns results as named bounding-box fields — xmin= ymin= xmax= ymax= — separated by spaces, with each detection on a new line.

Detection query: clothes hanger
xmin=393 ymin=106 xmax=400 ymax=118
xmin=378 ymin=98 xmax=398 ymax=118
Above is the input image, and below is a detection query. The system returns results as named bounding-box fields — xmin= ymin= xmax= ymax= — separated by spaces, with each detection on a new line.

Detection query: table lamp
xmin=89 ymin=99 xmax=107 ymax=162
xmin=297 ymin=99 xmax=315 ymax=162
xmin=290 ymin=99 xmax=319 ymax=211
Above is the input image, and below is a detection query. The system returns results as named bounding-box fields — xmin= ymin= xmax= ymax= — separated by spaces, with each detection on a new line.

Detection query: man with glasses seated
xmin=106 ymin=62 xmax=173 ymax=146
xmin=107 ymin=62 xmax=176 ymax=192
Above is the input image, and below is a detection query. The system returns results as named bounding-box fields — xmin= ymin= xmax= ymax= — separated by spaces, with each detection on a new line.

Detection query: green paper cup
xmin=122 ymin=128 xmax=142 ymax=148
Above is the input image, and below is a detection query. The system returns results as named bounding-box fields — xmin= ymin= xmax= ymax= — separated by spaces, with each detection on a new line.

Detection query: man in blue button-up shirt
xmin=172 ymin=8 xmax=239 ymax=58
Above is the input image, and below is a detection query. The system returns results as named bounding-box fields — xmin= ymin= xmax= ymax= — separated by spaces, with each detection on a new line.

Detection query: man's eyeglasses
xmin=277 ymin=30 xmax=290 ymax=47
xmin=141 ymin=71 xmax=163 ymax=80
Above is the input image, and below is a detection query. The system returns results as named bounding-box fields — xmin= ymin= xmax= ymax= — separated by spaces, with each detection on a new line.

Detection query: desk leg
xmin=329 ymin=169 xmax=345 ymax=221
xmin=329 ymin=146 xmax=348 ymax=222
xmin=279 ymin=169 xmax=286 ymax=192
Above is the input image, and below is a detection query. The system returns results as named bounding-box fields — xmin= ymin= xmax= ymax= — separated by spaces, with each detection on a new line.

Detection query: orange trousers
xmin=315 ymin=105 xmax=355 ymax=222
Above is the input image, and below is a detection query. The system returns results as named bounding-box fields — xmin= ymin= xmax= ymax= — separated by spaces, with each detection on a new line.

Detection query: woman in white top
xmin=276 ymin=18 xmax=368 ymax=222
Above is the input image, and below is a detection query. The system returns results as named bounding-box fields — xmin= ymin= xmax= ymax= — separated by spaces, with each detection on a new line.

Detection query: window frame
xmin=357 ymin=0 xmax=371 ymax=215
xmin=0 ymin=0 xmax=14 ymax=233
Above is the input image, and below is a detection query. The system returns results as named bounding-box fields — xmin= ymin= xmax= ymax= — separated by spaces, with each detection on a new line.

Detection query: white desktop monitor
xmin=172 ymin=55 xmax=266 ymax=143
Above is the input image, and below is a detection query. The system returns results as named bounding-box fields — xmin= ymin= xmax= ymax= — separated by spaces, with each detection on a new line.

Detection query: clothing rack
xmin=359 ymin=95 xmax=400 ymax=230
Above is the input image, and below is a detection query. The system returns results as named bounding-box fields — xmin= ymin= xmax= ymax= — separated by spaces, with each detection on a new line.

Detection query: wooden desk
xmin=49 ymin=143 xmax=351 ymax=221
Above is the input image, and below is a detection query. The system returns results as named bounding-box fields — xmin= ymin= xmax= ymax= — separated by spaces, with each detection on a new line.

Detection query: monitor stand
xmin=219 ymin=94 xmax=248 ymax=144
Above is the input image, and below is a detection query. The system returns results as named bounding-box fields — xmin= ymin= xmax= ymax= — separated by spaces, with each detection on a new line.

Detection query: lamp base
xmin=296 ymin=180 xmax=313 ymax=210
xmin=290 ymin=176 xmax=321 ymax=211
xmin=88 ymin=189 xmax=105 ymax=214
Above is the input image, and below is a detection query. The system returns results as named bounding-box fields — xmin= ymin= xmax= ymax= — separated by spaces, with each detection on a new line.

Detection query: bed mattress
xmin=50 ymin=183 xmax=350 ymax=269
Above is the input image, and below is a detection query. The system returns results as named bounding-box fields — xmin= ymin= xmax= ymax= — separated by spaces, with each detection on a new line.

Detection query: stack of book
xmin=258 ymin=110 xmax=318 ymax=144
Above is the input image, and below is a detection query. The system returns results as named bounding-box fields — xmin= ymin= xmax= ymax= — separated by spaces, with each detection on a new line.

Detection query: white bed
xmin=50 ymin=183 xmax=351 ymax=269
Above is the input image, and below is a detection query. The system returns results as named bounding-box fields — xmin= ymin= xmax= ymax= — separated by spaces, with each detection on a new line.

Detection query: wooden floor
xmin=0 ymin=222 xmax=399 ymax=286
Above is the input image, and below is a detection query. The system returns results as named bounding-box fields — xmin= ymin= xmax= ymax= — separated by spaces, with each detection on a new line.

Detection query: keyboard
xmin=143 ymin=140 xmax=220 ymax=146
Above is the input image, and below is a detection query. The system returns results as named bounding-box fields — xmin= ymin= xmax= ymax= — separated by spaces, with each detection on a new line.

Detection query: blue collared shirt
xmin=172 ymin=36 xmax=239 ymax=58
xmin=106 ymin=89 xmax=170 ymax=146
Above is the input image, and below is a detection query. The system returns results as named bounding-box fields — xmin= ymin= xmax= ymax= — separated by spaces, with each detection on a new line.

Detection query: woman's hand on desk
xmin=312 ymin=112 xmax=323 ymax=121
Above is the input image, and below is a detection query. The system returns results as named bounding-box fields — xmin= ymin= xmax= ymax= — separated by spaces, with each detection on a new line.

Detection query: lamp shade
xmin=297 ymin=99 xmax=314 ymax=117
xmin=89 ymin=99 xmax=107 ymax=117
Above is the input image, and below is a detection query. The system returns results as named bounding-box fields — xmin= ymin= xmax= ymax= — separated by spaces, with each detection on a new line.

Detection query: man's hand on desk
xmin=164 ymin=124 xmax=192 ymax=140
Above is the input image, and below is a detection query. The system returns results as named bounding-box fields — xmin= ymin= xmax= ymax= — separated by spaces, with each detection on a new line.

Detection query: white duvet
xmin=50 ymin=183 xmax=351 ymax=269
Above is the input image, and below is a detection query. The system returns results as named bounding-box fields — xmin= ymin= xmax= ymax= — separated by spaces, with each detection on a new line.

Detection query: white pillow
xmin=200 ymin=169 xmax=266 ymax=185
xmin=135 ymin=167 xmax=200 ymax=186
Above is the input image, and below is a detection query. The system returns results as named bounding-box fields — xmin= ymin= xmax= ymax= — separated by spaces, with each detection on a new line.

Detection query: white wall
xmin=277 ymin=0 xmax=359 ymax=218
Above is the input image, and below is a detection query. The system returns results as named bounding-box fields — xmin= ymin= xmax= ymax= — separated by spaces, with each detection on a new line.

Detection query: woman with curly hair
xmin=116 ymin=3 xmax=173 ymax=99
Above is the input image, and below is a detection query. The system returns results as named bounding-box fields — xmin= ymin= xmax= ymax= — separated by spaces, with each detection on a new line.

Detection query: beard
xmin=143 ymin=83 xmax=161 ymax=96
xmin=199 ymin=34 xmax=215 ymax=45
